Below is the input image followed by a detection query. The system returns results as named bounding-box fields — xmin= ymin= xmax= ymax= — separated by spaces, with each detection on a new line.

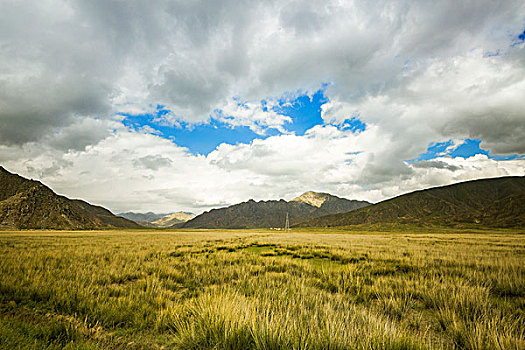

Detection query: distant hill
xmin=296 ymin=176 xmax=525 ymax=228
xmin=179 ymin=192 xmax=370 ymax=229
xmin=153 ymin=212 xmax=195 ymax=227
xmin=117 ymin=211 xmax=195 ymax=227
xmin=117 ymin=212 xmax=167 ymax=223
xmin=0 ymin=166 xmax=140 ymax=230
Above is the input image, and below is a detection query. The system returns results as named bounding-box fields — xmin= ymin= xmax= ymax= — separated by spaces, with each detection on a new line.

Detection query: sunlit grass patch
xmin=0 ymin=229 xmax=523 ymax=349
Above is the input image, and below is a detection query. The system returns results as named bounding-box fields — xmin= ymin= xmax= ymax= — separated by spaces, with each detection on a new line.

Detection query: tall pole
xmin=285 ymin=212 xmax=290 ymax=232
xmin=42 ymin=214 xmax=48 ymax=230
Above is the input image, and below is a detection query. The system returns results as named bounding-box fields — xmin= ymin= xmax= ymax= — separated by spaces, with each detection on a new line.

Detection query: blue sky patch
xmin=269 ymin=89 xmax=366 ymax=134
xmin=412 ymin=140 xmax=455 ymax=161
xmin=337 ymin=117 xmax=367 ymax=133
xmin=410 ymin=138 xmax=523 ymax=163
xmin=519 ymin=29 xmax=525 ymax=41
xmin=448 ymin=139 xmax=488 ymax=158
xmin=272 ymin=89 xmax=328 ymax=135
xmin=121 ymin=111 xmax=266 ymax=155
xmin=511 ymin=28 xmax=525 ymax=47
xmin=118 ymin=88 xmax=369 ymax=155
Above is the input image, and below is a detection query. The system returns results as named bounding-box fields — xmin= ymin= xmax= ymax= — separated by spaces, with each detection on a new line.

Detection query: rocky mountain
xmin=292 ymin=191 xmax=370 ymax=216
xmin=117 ymin=212 xmax=167 ymax=223
xmin=0 ymin=166 xmax=140 ymax=230
xmin=291 ymin=191 xmax=331 ymax=207
xmin=116 ymin=211 xmax=195 ymax=227
xmin=153 ymin=212 xmax=195 ymax=227
xmin=179 ymin=192 xmax=370 ymax=229
xmin=296 ymin=176 xmax=525 ymax=228
xmin=153 ymin=211 xmax=195 ymax=227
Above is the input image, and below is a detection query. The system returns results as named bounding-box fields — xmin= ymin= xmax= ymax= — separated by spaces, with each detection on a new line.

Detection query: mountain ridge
xmin=296 ymin=176 xmax=525 ymax=228
xmin=153 ymin=212 xmax=196 ymax=227
xmin=0 ymin=166 xmax=140 ymax=230
xmin=3 ymin=166 xmax=522 ymax=230
xmin=178 ymin=192 xmax=370 ymax=229
xmin=291 ymin=191 xmax=332 ymax=207
xmin=117 ymin=212 xmax=168 ymax=223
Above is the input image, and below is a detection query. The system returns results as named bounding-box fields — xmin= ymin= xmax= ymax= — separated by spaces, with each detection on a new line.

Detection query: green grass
xmin=0 ymin=229 xmax=524 ymax=349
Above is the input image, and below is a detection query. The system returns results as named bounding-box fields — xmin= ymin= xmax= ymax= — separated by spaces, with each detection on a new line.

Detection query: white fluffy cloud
xmin=1 ymin=120 xmax=523 ymax=214
xmin=215 ymin=99 xmax=291 ymax=135
xmin=1 ymin=0 xmax=524 ymax=213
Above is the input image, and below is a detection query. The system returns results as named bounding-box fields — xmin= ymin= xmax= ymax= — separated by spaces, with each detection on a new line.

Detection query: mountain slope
xmin=296 ymin=176 xmax=525 ymax=228
xmin=291 ymin=191 xmax=330 ymax=207
xmin=179 ymin=193 xmax=370 ymax=229
xmin=117 ymin=212 xmax=167 ymax=223
xmin=153 ymin=212 xmax=195 ymax=227
xmin=0 ymin=166 xmax=140 ymax=230
xmin=292 ymin=191 xmax=370 ymax=216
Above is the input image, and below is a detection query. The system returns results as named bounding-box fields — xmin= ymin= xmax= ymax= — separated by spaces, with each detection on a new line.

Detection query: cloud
xmin=133 ymin=155 xmax=173 ymax=171
xmin=215 ymin=98 xmax=292 ymax=135
xmin=149 ymin=65 xmax=229 ymax=121
xmin=3 ymin=124 xmax=523 ymax=213
xmin=1 ymin=0 xmax=524 ymax=213
xmin=0 ymin=1 xmax=119 ymax=145
xmin=3 ymin=1 xmax=525 ymax=144
xmin=45 ymin=118 xmax=114 ymax=152
xmin=324 ymin=50 xmax=525 ymax=156
xmin=411 ymin=160 xmax=462 ymax=172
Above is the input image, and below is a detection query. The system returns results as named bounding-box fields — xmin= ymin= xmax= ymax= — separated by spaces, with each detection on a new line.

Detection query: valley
xmin=2 ymin=2 xmax=524 ymax=349
xmin=1 ymin=167 xmax=524 ymax=349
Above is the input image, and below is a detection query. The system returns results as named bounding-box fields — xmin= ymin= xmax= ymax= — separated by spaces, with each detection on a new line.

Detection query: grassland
xmin=0 ymin=229 xmax=524 ymax=349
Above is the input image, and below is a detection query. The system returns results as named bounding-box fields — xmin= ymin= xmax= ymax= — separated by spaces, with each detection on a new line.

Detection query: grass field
xmin=0 ymin=229 xmax=524 ymax=349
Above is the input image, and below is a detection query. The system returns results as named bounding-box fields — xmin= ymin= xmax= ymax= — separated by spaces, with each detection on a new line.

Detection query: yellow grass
xmin=0 ymin=229 xmax=524 ymax=349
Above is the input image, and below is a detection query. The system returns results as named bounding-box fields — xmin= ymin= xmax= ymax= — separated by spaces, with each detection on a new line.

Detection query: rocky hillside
xmin=153 ymin=212 xmax=196 ymax=227
xmin=0 ymin=166 xmax=140 ymax=230
xmin=116 ymin=211 xmax=195 ymax=227
xmin=297 ymin=176 xmax=525 ymax=228
xmin=291 ymin=191 xmax=329 ymax=207
xmin=292 ymin=191 xmax=370 ymax=216
xmin=117 ymin=212 xmax=167 ymax=223
xmin=179 ymin=192 xmax=370 ymax=229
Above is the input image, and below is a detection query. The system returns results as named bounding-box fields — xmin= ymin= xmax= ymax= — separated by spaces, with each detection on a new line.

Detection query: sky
xmin=0 ymin=0 xmax=524 ymax=214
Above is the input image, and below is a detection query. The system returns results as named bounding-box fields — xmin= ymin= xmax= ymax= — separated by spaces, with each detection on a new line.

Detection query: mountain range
xmin=178 ymin=192 xmax=370 ymax=229
xmin=297 ymin=176 xmax=525 ymax=228
xmin=1 ymin=165 xmax=523 ymax=230
xmin=117 ymin=212 xmax=168 ymax=224
xmin=0 ymin=166 xmax=139 ymax=230
xmin=117 ymin=211 xmax=196 ymax=227
xmin=153 ymin=212 xmax=196 ymax=227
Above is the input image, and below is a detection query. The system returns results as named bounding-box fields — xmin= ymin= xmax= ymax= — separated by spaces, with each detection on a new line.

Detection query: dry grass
xmin=0 ymin=228 xmax=523 ymax=349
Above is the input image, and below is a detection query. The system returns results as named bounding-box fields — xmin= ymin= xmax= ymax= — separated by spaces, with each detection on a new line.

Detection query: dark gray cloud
xmin=26 ymin=159 xmax=74 ymax=179
xmin=442 ymin=108 xmax=525 ymax=155
xmin=0 ymin=77 xmax=111 ymax=145
xmin=46 ymin=118 xmax=113 ymax=152
xmin=393 ymin=1 xmax=518 ymax=57
xmin=411 ymin=160 xmax=462 ymax=172
xmin=133 ymin=155 xmax=173 ymax=171
xmin=149 ymin=66 xmax=229 ymax=120
xmin=0 ymin=1 xmax=117 ymax=146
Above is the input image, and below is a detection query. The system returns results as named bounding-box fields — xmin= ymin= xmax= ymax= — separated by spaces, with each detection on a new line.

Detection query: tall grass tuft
xmin=0 ymin=229 xmax=523 ymax=349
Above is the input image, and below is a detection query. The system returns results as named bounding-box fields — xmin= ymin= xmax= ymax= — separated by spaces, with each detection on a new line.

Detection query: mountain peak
xmin=153 ymin=211 xmax=195 ymax=227
xmin=291 ymin=191 xmax=332 ymax=207
xmin=297 ymin=176 xmax=525 ymax=228
xmin=181 ymin=192 xmax=370 ymax=229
